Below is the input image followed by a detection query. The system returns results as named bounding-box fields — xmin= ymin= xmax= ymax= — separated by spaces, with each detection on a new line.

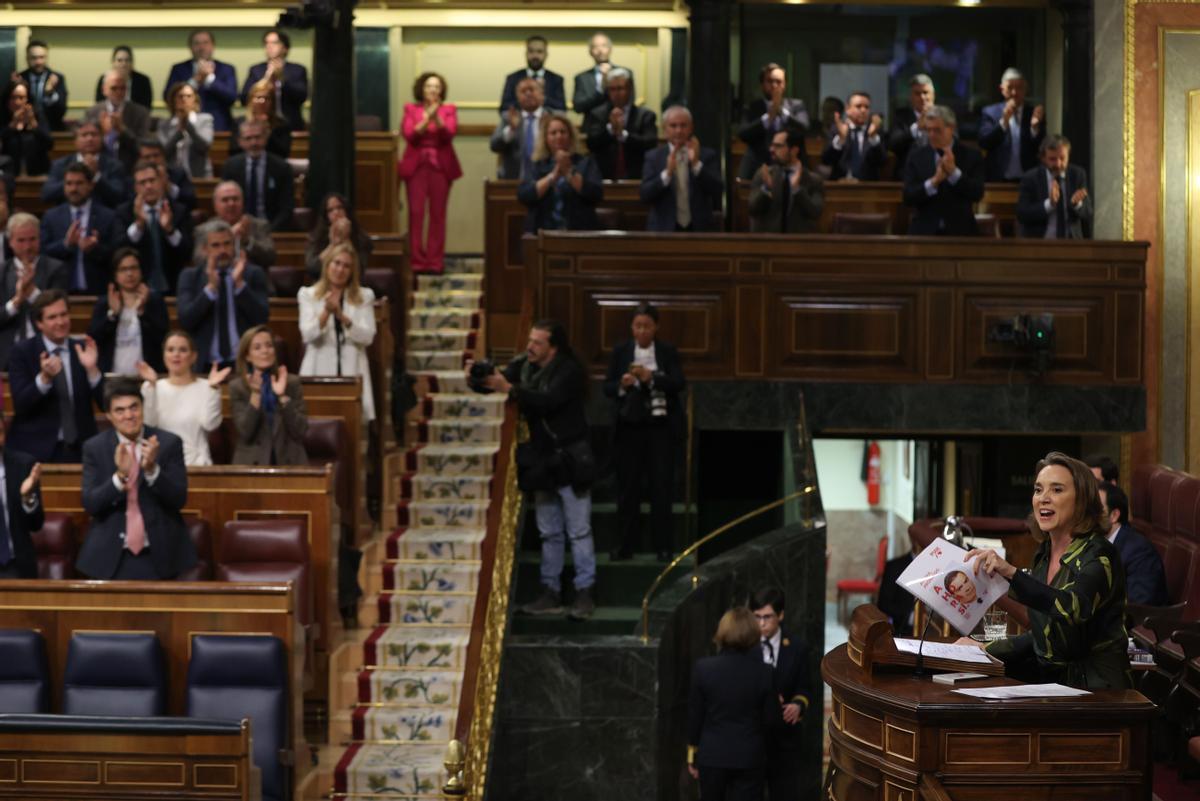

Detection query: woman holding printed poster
xmin=957 ymin=451 xmax=1131 ymax=690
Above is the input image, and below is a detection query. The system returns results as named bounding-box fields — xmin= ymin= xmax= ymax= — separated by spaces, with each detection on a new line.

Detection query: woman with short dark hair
xmin=687 ymin=607 xmax=777 ymax=801
xmin=0 ymin=80 xmax=52 ymax=176
xmin=398 ymin=71 xmax=461 ymax=274
xmin=86 ymin=247 xmax=169 ymax=374
xmin=958 ymin=451 xmax=1132 ymax=689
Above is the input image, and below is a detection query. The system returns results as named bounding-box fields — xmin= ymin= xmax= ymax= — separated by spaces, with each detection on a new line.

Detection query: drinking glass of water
xmin=983 ymin=608 xmax=1008 ymax=641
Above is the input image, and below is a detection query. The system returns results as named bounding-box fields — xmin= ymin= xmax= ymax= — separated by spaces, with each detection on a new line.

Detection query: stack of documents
xmin=953 ymin=684 xmax=1092 ymax=699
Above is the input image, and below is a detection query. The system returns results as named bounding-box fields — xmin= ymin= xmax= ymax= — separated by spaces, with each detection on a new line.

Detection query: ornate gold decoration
xmin=462 ymin=431 xmax=521 ymax=799
xmin=442 ymin=739 xmax=466 ymax=796
xmin=1125 ymin=0 xmax=1138 ymax=242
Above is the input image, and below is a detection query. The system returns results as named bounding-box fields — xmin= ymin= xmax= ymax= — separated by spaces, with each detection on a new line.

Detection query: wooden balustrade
xmin=524 ymin=231 xmax=1148 ymax=385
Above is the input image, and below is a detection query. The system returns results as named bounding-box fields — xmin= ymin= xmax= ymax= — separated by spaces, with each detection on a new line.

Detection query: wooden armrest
xmin=1170 ymin=627 xmax=1200 ymax=659
xmin=1142 ymin=602 xmax=1190 ymax=643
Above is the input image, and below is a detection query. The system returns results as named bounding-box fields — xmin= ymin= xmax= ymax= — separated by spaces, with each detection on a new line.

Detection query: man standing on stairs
xmin=475 ymin=320 xmax=597 ymax=620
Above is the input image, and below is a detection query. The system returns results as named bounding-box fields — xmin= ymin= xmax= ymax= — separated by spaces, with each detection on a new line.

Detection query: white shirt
xmin=923 ymin=149 xmax=963 ymax=196
xmin=190 ymin=61 xmax=217 ymax=89
xmin=761 ymin=629 xmax=782 ymax=666
xmin=124 ymin=200 xmax=184 ymax=247
xmin=659 ymin=143 xmax=703 ymax=186
xmin=142 ymin=379 xmax=222 ymax=466
xmin=34 ymin=336 xmax=104 ymax=443
xmin=112 ymin=306 xmax=142 ymax=375
xmin=831 ymin=124 xmax=881 ymax=151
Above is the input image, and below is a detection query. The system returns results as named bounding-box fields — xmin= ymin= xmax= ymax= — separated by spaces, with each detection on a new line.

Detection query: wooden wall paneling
xmin=770 ymin=289 xmax=921 ymax=380
xmin=527 ymin=232 xmax=1149 ymax=385
xmin=583 ymin=290 xmax=732 ymax=377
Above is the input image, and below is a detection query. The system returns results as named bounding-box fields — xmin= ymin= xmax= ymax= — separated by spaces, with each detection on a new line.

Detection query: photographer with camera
xmin=470 ymin=320 xmax=597 ymax=620
xmin=603 ymin=302 xmax=685 ymax=562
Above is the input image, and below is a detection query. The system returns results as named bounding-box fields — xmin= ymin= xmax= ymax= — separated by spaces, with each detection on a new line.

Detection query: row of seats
xmin=27 ymin=515 xmax=312 ymax=627
xmin=0 ymin=630 xmax=290 ymax=801
xmin=1130 ymin=464 xmax=1200 ymax=613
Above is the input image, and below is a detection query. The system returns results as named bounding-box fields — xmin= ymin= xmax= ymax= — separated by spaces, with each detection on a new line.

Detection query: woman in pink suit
xmin=398 ymin=72 xmax=462 ymax=274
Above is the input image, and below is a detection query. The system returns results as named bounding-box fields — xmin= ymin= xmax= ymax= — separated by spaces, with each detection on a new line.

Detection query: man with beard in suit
xmin=1016 ymin=134 xmax=1092 ymax=239
xmin=582 ymin=69 xmax=657 ymax=180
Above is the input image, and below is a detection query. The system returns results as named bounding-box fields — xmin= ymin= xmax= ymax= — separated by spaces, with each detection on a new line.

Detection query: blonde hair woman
xmin=298 ymin=243 xmax=377 ymax=421
xmin=516 ymin=111 xmax=603 ymax=232
xmin=158 ymin=81 xmax=214 ymax=177
xmin=230 ymin=79 xmax=291 ymax=158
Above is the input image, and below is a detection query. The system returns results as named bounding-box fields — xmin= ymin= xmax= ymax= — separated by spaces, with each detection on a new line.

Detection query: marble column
xmin=1054 ymin=0 xmax=1094 ymax=178
xmin=685 ymin=0 xmax=732 ymax=160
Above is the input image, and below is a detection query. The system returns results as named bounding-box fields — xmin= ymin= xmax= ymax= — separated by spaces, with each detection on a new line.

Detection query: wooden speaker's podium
xmin=822 ymin=605 xmax=1156 ymax=801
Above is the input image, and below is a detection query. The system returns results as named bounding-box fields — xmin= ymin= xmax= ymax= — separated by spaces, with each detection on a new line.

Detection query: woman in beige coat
xmin=228 ymin=325 xmax=308 ymax=465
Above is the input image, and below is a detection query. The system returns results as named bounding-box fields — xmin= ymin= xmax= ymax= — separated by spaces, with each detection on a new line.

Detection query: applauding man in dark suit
xmin=1016 ymin=134 xmax=1092 ymax=239
xmin=748 ymin=129 xmax=824 ymax=234
xmin=821 ymin=92 xmax=885 ymax=181
xmin=0 ymin=414 xmax=44 ymax=579
xmin=738 ymin=63 xmax=809 ymax=179
xmin=1098 ymin=483 xmax=1168 ymax=606
xmin=77 ymin=376 xmax=194 ymax=580
xmin=751 ymin=587 xmax=813 ymax=801
xmin=499 ymin=35 xmax=566 ymax=114
xmin=241 ymin=29 xmax=308 ymax=131
xmin=8 ymin=290 xmax=105 ymax=463
xmin=902 ymin=106 xmax=984 ymax=236
xmin=979 ymin=68 xmax=1044 ymax=182
xmin=582 ymin=68 xmax=657 ymax=180
xmin=640 ymin=106 xmax=723 ymax=232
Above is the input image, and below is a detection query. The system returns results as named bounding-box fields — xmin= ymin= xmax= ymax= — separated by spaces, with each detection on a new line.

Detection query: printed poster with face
xmin=895 ymin=539 xmax=1011 ymax=636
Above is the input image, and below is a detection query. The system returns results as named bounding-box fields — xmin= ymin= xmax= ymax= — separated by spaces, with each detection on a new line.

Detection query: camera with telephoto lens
xmin=468 ymin=360 xmax=496 ymax=394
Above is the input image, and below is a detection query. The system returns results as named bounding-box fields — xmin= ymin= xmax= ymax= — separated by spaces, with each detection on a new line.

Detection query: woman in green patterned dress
xmin=956 ymin=451 xmax=1131 ymax=690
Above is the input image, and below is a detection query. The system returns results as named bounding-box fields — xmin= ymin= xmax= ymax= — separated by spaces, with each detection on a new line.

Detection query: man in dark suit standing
xmin=751 ymin=586 xmax=813 ymax=801
xmin=821 ymin=91 xmax=885 ymax=181
xmin=77 ymin=376 xmax=194 ymax=581
xmin=888 ymin=74 xmax=935 ymax=177
xmin=1099 ymin=482 xmax=1169 ymax=606
xmin=241 ymin=29 xmax=308 ymax=131
xmin=979 ymin=68 xmax=1045 ymax=182
xmin=19 ymin=40 xmax=67 ymax=131
xmin=164 ymin=30 xmax=238 ymax=133
xmin=90 ymin=70 xmax=152 ymax=174
xmin=176 ymin=219 xmax=271 ymax=371
xmin=117 ymin=161 xmax=192 ymax=293
xmin=490 ymin=78 xmax=546 ymax=181
xmin=640 ymin=106 xmax=724 ymax=232
xmin=748 ymin=129 xmax=825 ymax=234
xmin=138 ymin=138 xmax=196 ymax=214
xmin=582 ymin=69 xmax=657 ymax=180
xmin=0 ymin=214 xmax=69 ymax=370
xmin=902 ymin=106 xmax=984 ymax=236
xmin=40 ymin=163 xmax=120 ymax=294
xmin=0 ymin=414 xmax=44 ymax=580
xmin=8 ymin=290 xmax=105 ymax=464
xmin=41 ymin=119 xmax=131 ymax=209
xmin=221 ymin=120 xmax=295 ymax=231
xmin=499 ymin=35 xmax=566 ymax=113
xmin=571 ymin=32 xmax=631 ymax=117
xmin=1016 ymin=134 xmax=1092 ymax=239
xmin=738 ymin=63 xmax=809 ymax=179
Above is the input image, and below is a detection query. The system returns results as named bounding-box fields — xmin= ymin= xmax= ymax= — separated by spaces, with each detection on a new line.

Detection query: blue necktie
xmin=521 ymin=115 xmax=535 ymax=180
xmin=72 ymin=207 xmax=86 ymax=291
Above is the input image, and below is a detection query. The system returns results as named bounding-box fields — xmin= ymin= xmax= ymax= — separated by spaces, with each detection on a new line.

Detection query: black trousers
xmin=765 ymin=744 xmax=802 ymax=801
xmin=698 ymin=765 xmax=765 ymax=801
xmin=614 ymin=422 xmax=674 ymax=554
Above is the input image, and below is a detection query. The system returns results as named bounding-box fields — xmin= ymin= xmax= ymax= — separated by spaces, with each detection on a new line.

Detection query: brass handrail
xmin=639 ymin=484 xmax=817 ymax=643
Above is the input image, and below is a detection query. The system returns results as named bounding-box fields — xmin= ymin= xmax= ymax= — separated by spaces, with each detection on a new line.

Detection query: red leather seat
xmin=31 ymin=513 xmax=76 ymax=580
xmin=178 ymin=519 xmax=214 ymax=581
xmin=216 ymin=520 xmax=312 ymax=627
xmin=1130 ymin=462 xmax=1157 ymax=527
xmin=1148 ymin=467 xmax=1185 ymax=559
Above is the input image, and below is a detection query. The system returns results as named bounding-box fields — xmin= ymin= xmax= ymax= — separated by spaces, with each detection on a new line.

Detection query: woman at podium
xmin=959 ymin=451 xmax=1131 ymax=690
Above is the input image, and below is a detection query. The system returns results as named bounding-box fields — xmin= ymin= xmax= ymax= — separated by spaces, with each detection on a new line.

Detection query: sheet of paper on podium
xmin=953 ymin=683 xmax=1092 ymax=699
xmin=893 ymin=637 xmax=996 ymax=665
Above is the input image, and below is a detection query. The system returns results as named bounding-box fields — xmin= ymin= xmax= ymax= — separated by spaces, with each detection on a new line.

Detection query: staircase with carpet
xmin=327 ymin=260 xmax=503 ymax=798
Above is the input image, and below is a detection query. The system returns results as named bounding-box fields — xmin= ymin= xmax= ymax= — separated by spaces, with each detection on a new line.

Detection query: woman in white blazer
xmin=298 ymin=243 xmax=377 ymax=421
xmin=158 ymin=81 xmax=214 ymax=178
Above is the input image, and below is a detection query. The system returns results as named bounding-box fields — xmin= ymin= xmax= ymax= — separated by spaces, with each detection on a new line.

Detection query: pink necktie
xmin=125 ymin=444 xmax=146 ymax=555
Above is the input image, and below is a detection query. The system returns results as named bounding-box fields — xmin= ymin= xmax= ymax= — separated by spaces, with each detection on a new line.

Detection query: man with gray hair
xmin=0 ymin=212 xmax=68 ymax=370
xmin=639 ymin=106 xmax=723 ymax=232
xmin=582 ymin=68 xmax=657 ymax=180
xmin=979 ymin=67 xmax=1045 ymax=181
xmin=175 ymin=218 xmax=270 ymax=370
xmin=902 ymin=105 xmax=983 ymax=236
xmin=211 ymin=180 xmax=276 ymax=267
xmin=572 ymin=32 xmax=633 ymax=116
xmin=88 ymin=69 xmax=151 ymax=173
xmin=888 ymin=74 xmax=935 ymax=174
xmin=220 ymin=119 xmax=294 ymax=231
